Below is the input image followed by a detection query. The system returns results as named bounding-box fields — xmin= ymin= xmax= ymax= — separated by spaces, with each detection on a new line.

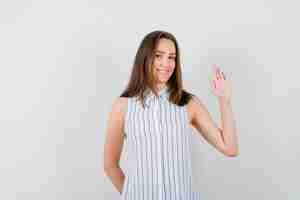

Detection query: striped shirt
xmin=121 ymin=85 xmax=201 ymax=200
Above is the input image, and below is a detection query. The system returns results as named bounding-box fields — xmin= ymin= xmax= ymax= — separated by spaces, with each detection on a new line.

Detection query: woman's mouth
xmin=156 ymin=68 xmax=170 ymax=75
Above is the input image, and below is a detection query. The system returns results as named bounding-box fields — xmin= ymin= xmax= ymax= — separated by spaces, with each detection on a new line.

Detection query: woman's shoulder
xmin=186 ymin=93 xmax=205 ymax=109
xmin=179 ymin=89 xmax=196 ymax=106
xmin=185 ymin=93 xmax=205 ymax=123
xmin=112 ymin=96 xmax=129 ymax=117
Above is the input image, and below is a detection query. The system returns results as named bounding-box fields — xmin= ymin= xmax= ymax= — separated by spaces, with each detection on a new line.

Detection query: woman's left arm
xmin=213 ymin=66 xmax=238 ymax=156
xmin=188 ymin=65 xmax=239 ymax=157
xmin=217 ymin=95 xmax=239 ymax=156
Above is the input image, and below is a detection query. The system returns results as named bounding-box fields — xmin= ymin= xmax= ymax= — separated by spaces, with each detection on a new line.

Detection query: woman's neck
xmin=154 ymin=83 xmax=167 ymax=93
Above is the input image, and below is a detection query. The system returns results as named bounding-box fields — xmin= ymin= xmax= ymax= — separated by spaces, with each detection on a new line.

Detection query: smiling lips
xmin=156 ymin=68 xmax=170 ymax=75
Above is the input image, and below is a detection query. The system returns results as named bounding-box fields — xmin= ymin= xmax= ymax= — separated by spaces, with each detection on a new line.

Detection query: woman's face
xmin=152 ymin=38 xmax=176 ymax=86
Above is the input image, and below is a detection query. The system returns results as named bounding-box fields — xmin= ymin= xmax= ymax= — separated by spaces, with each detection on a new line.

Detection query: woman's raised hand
xmin=210 ymin=64 xmax=232 ymax=102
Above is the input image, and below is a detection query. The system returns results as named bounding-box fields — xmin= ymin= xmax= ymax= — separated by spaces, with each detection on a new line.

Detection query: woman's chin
xmin=157 ymin=75 xmax=170 ymax=81
xmin=156 ymin=79 xmax=168 ymax=84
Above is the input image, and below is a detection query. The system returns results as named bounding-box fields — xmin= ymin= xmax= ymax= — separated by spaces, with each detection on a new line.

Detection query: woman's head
xmin=152 ymin=37 xmax=176 ymax=86
xmin=121 ymin=30 xmax=193 ymax=107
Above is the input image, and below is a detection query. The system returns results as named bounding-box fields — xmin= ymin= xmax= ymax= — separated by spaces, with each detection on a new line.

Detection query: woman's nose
xmin=161 ymin=58 xmax=171 ymax=67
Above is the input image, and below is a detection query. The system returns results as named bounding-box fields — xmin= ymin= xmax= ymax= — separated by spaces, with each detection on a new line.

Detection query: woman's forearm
xmin=218 ymin=96 xmax=239 ymax=156
xmin=105 ymin=166 xmax=125 ymax=194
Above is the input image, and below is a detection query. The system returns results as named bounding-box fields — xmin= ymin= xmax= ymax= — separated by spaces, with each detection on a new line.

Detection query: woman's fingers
xmin=211 ymin=64 xmax=227 ymax=87
xmin=222 ymin=71 xmax=226 ymax=80
xmin=209 ymin=67 xmax=216 ymax=83
xmin=216 ymin=67 xmax=226 ymax=80
xmin=213 ymin=65 xmax=223 ymax=80
xmin=209 ymin=64 xmax=230 ymax=98
xmin=217 ymin=68 xmax=222 ymax=80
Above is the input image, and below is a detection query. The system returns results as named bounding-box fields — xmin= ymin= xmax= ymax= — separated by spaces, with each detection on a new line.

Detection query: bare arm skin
xmin=187 ymin=96 xmax=239 ymax=157
xmin=103 ymin=97 xmax=128 ymax=194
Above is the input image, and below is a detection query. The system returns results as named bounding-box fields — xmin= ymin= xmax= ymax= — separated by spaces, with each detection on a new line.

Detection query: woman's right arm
xmin=103 ymin=97 xmax=128 ymax=194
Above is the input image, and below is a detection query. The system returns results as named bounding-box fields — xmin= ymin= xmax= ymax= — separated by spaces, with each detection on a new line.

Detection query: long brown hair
xmin=120 ymin=30 xmax=194 ymax=108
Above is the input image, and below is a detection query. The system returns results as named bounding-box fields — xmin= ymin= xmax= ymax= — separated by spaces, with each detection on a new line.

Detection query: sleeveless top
xmin=121 ymin=85 xmax=201 ymax=200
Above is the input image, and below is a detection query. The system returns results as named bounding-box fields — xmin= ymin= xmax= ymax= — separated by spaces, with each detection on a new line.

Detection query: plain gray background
xmin=0 ymin=0 xmax=299 ymax=199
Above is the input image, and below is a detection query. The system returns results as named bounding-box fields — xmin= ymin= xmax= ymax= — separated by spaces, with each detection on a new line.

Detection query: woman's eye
xmin=155 ymin=54 xmax=175 ymax=60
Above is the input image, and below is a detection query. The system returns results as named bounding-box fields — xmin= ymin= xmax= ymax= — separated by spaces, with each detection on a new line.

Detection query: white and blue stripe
xmin=121 ymin=86 xmax=201 ymax=200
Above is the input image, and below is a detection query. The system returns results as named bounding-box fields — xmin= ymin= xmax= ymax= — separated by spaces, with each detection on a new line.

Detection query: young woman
xmin=104 ymin=30 xmax=239 ymax=200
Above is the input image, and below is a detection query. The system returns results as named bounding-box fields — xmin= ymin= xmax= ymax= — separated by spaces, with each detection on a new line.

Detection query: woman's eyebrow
xmin=155 ymin=50 xmax=176 ymax=55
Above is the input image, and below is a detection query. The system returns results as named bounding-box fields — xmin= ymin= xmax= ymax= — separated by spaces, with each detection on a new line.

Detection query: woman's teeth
xmin=157 ymin=69 xmax=169 ymax=74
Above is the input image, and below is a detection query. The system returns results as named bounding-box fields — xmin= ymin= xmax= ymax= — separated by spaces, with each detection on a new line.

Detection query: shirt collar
xmin=144 ymin=85 xmax=170 ymax=107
